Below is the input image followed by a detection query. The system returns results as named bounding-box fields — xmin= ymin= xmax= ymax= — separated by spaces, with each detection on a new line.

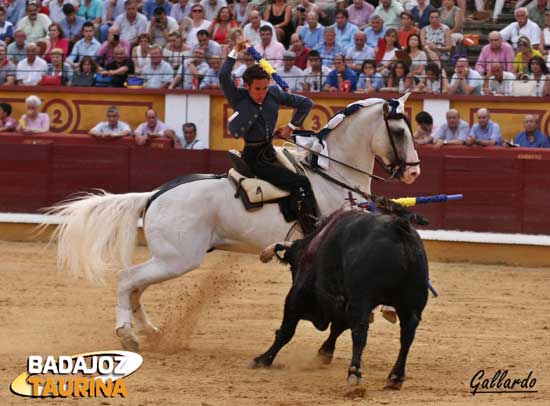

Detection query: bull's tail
xmin=45 ymin=191 xmax=154 ymax=284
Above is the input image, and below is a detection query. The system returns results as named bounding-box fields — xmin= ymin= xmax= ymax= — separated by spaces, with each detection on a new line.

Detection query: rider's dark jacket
xmin=219 ymin=55 xmax=313 ymax=143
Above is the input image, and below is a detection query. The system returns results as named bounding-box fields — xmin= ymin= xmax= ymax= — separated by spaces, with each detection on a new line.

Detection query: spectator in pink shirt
xmin=0 ymin=102 xmax=17 ymax=132
xmin=97 ymin=26 xmax=131 ymax=66
xmin=347 ymin=0 xmax=375 ymax=29
xmin=16 ymin=95 xmax=50 ymax=134
xmin=256 ymin=25 xmax=285 ymax=70
xmin=133 ymin=108 xmax=179 ymax=146
xmin=475 ymin=31 xmax=515 ymax=76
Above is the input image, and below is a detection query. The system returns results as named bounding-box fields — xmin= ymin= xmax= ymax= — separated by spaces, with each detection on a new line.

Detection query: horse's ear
xmin=382 ymin=102 xmax=390 ymax=116
xmin=398 ymin=92 xmax=411 ymax=106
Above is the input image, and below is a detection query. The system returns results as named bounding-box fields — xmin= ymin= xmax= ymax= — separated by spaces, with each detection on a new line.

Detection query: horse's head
xmin=372 ymin=93 xmax=420 ymax=184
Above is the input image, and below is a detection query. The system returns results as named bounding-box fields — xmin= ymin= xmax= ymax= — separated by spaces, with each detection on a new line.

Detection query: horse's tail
xmin=46 ymin=191 xmax=154 ymax=285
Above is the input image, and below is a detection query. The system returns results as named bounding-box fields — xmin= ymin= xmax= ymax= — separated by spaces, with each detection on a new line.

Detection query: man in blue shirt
xmin=433 ymin=109 xmax=469 ymax=148
xmin=300 ymin=11 xmax=324 ymax=51
xmin=6 ymin=0 xmax=25 ymax=26
xmin=466 ymin=108 xmax=503 ymax=146
xmin=332 ymin=9 xmax=358 ymax=50
xmin=67 ymin=22 xmax=101 ymax=64
xmin=323 ymin=54 xmax=357 ymax=92
xmin=513 ymin=115 xmax=550 ymax=148
xmin=143 ymin=0 xmax=172 ymax=19
xmin=363 ymin=14 xmax=386 ymax=48
xmin=60 ymin=4 xmax=86 ymax=46
xmin=318 ymin=27 xmax=342 ymax=68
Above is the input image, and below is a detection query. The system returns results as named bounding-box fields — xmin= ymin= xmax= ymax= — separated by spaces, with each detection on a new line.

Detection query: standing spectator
xmin=171 ymin=0 xmax=192 ymax=24
xmin=355 ymin=58 xmax=385 ymax=92
xmin=0 ymin=44 xmax=16 ymax=85
xmin=16 ymin=95 xmax=50 ymax=134
xmin=134 ymin=108 xmax=178 ymax=146
xmin=500 ymin=8 xmax=541 ymax=50
xmin=77 ymin=0 xmax=103 ymax=25
xmin=375 ymin=0 xmax=404 ymax=30
xmin=466 ymin=108 xmax=503 ymax=147
xmin=398 ymin=11 xmax=419 ymax=48
xmin=187 ymin=4 xmax=211 ymax=48
xmin=332 ymin=9 xmax=357 ymax=50
xmin=347 ymin=0 xmax=374 ymax=29
xmin=439 ymin=0 xmax=463 ymax=46
xmin=513 ymin=36 xmax=543 ymax=77
xmin=143 ymin=0 xmax=172 ymax=19
xmin=302 ymin=49 xmax=330 ymax=92
xmin=483 ymin=63 xmax=515 ymax=96
xmin=44 ymin=47 xmax=72 ymax=84
xmin=323 ymin=53 xmax=357 ymax=92
xmin=256 ymin=25 xmax=284 ymax=70
xmin=433 ymin=109 xmax=469 ymax=147
xmin=413 ymin=62 xmax=449 ymax=93
xmin=289 ymin=33 xmax=309 ymax=70
xmin=449 ymin=58 xmax=483 ymax=95
xmin=169 ymin=46 xmax=208 ymax=88
xmin=60 ymin=4 xmax=85 ymax=48
xmin=99 ymin=0 xmax=126 ymax=42
xmin=6 ymin=0 xmax=25 ymax=26
xmin=16 ymin=42 xmax=48 ymax=85
xmin=263 ymin=0 xmax=292 ymax=47
xmin=318 ymin=26 xmax=342 ymax=68
xmin=113 ymin=0 xmax=148 ymax=47
xmin=231 ymin=0 xmax=254 ymax=28
xmin=163 ymin=30 xmax=189 ymax=70
xmin=100 ymin=44 xmax=134 ymax=86
xmin=299 ymin=11 xmax=323 ymax=51
xmin=512 ymin=115 xmax=549 ymax=148
xmin=96 ymin=25 xmax=130 ymax=65
xmin=279 ymin=50 xmax=304 ymax=91
xmin=193 ymin=29 xmax=222 ymax=58
xmin=67 ymin=22 xmax=101 ymax=64
xmin=142 ymin=44 xmax=174 ymax=88
xmin=0 ymin=6 xmax=15 ymax=44
xmin=132 ymin=33 xmax=150 ymax=73
xmin=475 ymin=31 xmax=515 ymax=76
xmin=243 ymin=10 xmax=273 ymax=48
xmin=42 ymin=23 xmax=69 ymax=62
xmin=7 ymin=29 xmax=26 ymax=64
xmin=420 ymin=10 xmax=452 ymax=64
xmin=89 ymin=106 xmax=131 ymax=138
xmin=526 ymin=55 xmax=550 ymax=96
xmin=363 ymin=14 xmax=386 ymax=48
xmin=201 ymin=0 xmax=227 ymax=22
xmin=413 ymin=111 xmax=435 ymax=144
xmin=410 ymin=0 xmax=434 ymax=29
xmin=0 ymin=102 xmax=17 ymax=131
xmin=199 ymin=55 xmax=221 ymax=89
xmin=181 ymin=122 xmax=206 ymax=149
xmin=208 ymin=6 xmax=237 ymax=45
xmin=17 ymin=0 xmax=52 ymax=43
xmin=147 ymin=7 xmax=178 ymax=47
xmin=71 ymin=55 xmax=96 ymax=85
xmin=345 ymin=31 xmax=374 ymax=72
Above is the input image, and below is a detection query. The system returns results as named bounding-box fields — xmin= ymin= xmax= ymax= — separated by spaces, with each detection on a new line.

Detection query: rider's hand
xmin=234 ymin=36 xmax=248 ymax=53
xmin=275 ymin=125 xmax=293 ymax=140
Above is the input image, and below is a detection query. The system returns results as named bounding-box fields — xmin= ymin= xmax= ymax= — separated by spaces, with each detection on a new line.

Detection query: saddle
xmin=227 ymin=147 xmax=306 ymax=210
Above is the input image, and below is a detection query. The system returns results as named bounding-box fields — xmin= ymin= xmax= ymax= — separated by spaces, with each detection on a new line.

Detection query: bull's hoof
xmin=116 ymin=326 xmax=140 ymax=353
xmin=347 ymin=366 xmax=363 ymax=386
xmin=249 ymin=356 xmax=272 ymax=369
xmin=384 ymin=373 xmax=405 ymax=390
xmin=317 ymin=348 xmax=334 ymax=364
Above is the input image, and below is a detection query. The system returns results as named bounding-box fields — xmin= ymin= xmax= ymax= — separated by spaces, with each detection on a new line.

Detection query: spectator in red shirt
xmin=289 ymin=33 xmax=310 ymax=70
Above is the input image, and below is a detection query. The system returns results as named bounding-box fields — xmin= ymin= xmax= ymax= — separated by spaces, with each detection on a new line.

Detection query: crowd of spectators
xmin=0 ymin=0 xmax=548 ymax=94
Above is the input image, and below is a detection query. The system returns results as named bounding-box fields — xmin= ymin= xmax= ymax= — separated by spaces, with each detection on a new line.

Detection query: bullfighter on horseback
xmin=219 ymin=36 xmax=318 ymax=233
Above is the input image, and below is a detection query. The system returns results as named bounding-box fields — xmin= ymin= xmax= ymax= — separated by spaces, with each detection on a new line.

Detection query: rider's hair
xmin=242 ymin=64 xmax=270 ymax=85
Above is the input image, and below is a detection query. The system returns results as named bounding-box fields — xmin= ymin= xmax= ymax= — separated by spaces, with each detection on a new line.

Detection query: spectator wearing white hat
xmin=279 ymin=50 xmax=305 ymax=91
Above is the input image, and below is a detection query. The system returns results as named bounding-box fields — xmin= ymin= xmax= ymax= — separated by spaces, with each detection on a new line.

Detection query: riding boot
xmin=294 ymin=186 xmax=319 ymax=234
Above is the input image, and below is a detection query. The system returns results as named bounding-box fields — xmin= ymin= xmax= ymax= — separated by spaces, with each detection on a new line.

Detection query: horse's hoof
xmin=141 ymin=325 xmax=161 ymax=337
xmin=249 ymin=356 xmax=271 ymax=369
xmin=317 ymin=348 xmax=334 ymax=364
xmin=384 ymin=374 xmax=404 ymax=390
xmin=116 ymin=326 xmax=140 ymax=353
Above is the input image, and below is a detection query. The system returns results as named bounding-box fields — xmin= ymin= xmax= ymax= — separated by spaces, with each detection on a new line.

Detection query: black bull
xmin=253 ymin=209 xmax=429 ymax=389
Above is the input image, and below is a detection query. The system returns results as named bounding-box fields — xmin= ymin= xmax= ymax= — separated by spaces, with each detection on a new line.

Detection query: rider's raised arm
xmin=219 ymin=50 xmax=242 ymax=108
xmin=273 ymin=88 xmax=313 ymax=128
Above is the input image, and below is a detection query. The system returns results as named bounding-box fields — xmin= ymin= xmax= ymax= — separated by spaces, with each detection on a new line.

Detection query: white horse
xmin=48 ymin=94 xmax=420 ymax=351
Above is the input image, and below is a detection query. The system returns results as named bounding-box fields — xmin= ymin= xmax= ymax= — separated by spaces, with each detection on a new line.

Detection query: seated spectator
xmin=171 ymin=0 xmax=192 ymax=25
xmin=415 ymin=61 xmax=449 ymax=94
xmin=449 ymin=58 xmax=483 ymax=95
xmin=420 ymin=10 xmax=451 ymax=64
xmin=187 ymin=3 xmax=211 ymax=48
xmin=99 ymin=0 xmax=126 ymax=42
xmin=512 ymin=115 xmax=549 ymax=148
xmin=466 ymin=108 xmax=503 ymax=147
xmin=193 ymin=29 xmax=222 ymax=58
xmin=44 ymin=47 xmax=73 ymax=85
xmin=71 ymin=55 xmax=97 ymax=86
xmin=113 ymin=0 xmax=148 ymax=47
xmin=499 ymin=8 xmax=541 ymax=50
xmin=16 ymin=0 xmax=51 ymax=44
xmin=0 ymin=102 xmax=17 ymax=131
xmin=142 ymin=44 xmax=174 ymax=88
xmin=256 ymin=25 xmax=284 ymax=70
xmin=332 ymin=9 xmax=357 ymax=50
xmin=7 ymin=29 xmax=26 ymax=64
xmin=231 ymin=50 xmax=254 ymax=84
xmin=297 ymin=0 xmax=326 ymax=21
xmin=147 ymin=6 xmax=179 ymax=47
xmin=375 ymin=0 xmax=403 ymax=30
xmin=132 ymin=33 xmax=151 ymax=74
xmin=169 ymin=46 xmax=208 ymax=88
xmin=221 ymin=26 xmax=242 ymax=58
xmin=298 ymin=11 xmax=324 ymax=51
xmin=89 ymin=105 xmax=131 ymax=138
xmin=433 ymin=109 xmax=469 ymax=148
xmin=208 ymin=6 xmax=237 ymax=45
xmin=41 ymin=23 xmax=69 ymax=62
xmin=413 ymin=111 xmax=435 ymax=144
xmin=474 ymin=0 xmax=504 ymax=23
xmin=411 ymin=0 xmax=433 ymax=29
xmin=6 ymin=0 xmax=25 ymax=27
xmin=302 ymin=50 xmax=330 ymax=92
xmin=67 ymin=22 xmax=101 ymax=65
xmin=77 ymin=0 xmax=102 ymax=25
xmin=375 ymin=28 xmax=400 ymax=73
xmin=540 ymin=10 xmax=550 ymax=53
xmin=16 ymin=95 xmax=50 ymax=134
xmin=527 ymin=0 xmax=548 ymax=28
xmin=163 ymin=30 xmax=189 ymax=70
xmin=289 ymin=33 xmax=310 ymax=70
xmin=243 ymin=10 xmax=274 ymax=48
xmin=482 ymin=63 xmax=514 ymax=96
xmin=323 ymin=53 xmax=357 ymax=92
xmin=345 ymin=31 xmax=374 ymax=72
xmin=97 ymin=25 xmax=130 ymax=66
xmin=383 ymin=60 xmax=413 ymax=92
xmin=199 ymin=55 xmax=222 ymax=89
xmin=513 ymin=36 xmax=543 ymax=77
xmin=278 ymin=50 xmax=304 ymax=91
xmin=406 ymin=33 xmax=429 ymax=79
xmin=318 ymin=26 xmax=342 ymax=68
xmin=347 ymin=0 xmax=374 ymax=29
xmin=134 ymin=108 xmax=178 ymax=146
xmin=60 ymin=4 xmax=86 ymax=48
xmin=144 ymin=0 xmax=172 ymax=20
xmin=526 ymin=55 xmax=550 ymax=96
xmin=364 ymin=14 xmax=386 ymax=49
xmin=439 ymin=0 xmax=463 ymax=46
xmin=263 ymin=0 xmax=292 ymax=47
xmin=0 ymin=6 xmax=14 ymax=44
xmin=355 ymin=58 xmax=384 ymax=93
xmin=398 ymin=11 xmax=419 ymax=48
xmin=475 ymin=31 xmax=515 ymax=77
xmin=100 ymin=44 xmax=134 ymax=87
xmin=181 ymin=122 xmax=206 ymax=149
xmin=16 ymin=42 xmax=47 ymax=85
xmin=0 ymin=44 xmax=16 ymax=85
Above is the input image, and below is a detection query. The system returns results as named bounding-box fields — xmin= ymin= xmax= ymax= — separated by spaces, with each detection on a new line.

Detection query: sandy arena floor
xmin=0 ymin=241 xmax=548 ymax=406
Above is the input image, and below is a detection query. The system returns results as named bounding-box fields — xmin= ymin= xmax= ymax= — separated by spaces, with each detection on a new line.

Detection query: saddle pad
xmin=228 ymin=168 xmax=290 ymax=203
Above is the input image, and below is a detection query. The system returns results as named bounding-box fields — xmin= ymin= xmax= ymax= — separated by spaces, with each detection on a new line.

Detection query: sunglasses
xmin=192 ymin=9 xmax=203 ymax=12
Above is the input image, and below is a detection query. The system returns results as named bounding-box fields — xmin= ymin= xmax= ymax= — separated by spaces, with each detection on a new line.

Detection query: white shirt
xmin=182 ymin=138 xmax=206 ymax=149
xmin=200 ymin=0 xmax=227 ymax=21
xmin=500 ymin=19 xmax=541 ymax=48
xmin=279 ymin=65 xmax=305 ymax=91
xmin=113 ymin=12 xmax=148 ymax=44
xmin=134 ymin=120 xmax=168 ymax=136
xmin=485 ymin=71 xmax=515 ymax=96
xmin=187 ymin=19 xmax=211 ymax=47
xmin=303 ymin=65 xmax=331 ymax=92
xmin=146 ymin=16 xmax=179 ymax=47
xmin=91 ymin=120 xmax=131 ymax=135
xmin=16 ymin=57 xmax=48 ymax=85
xmin=242 ymin=21 xmax=274 ymax=48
